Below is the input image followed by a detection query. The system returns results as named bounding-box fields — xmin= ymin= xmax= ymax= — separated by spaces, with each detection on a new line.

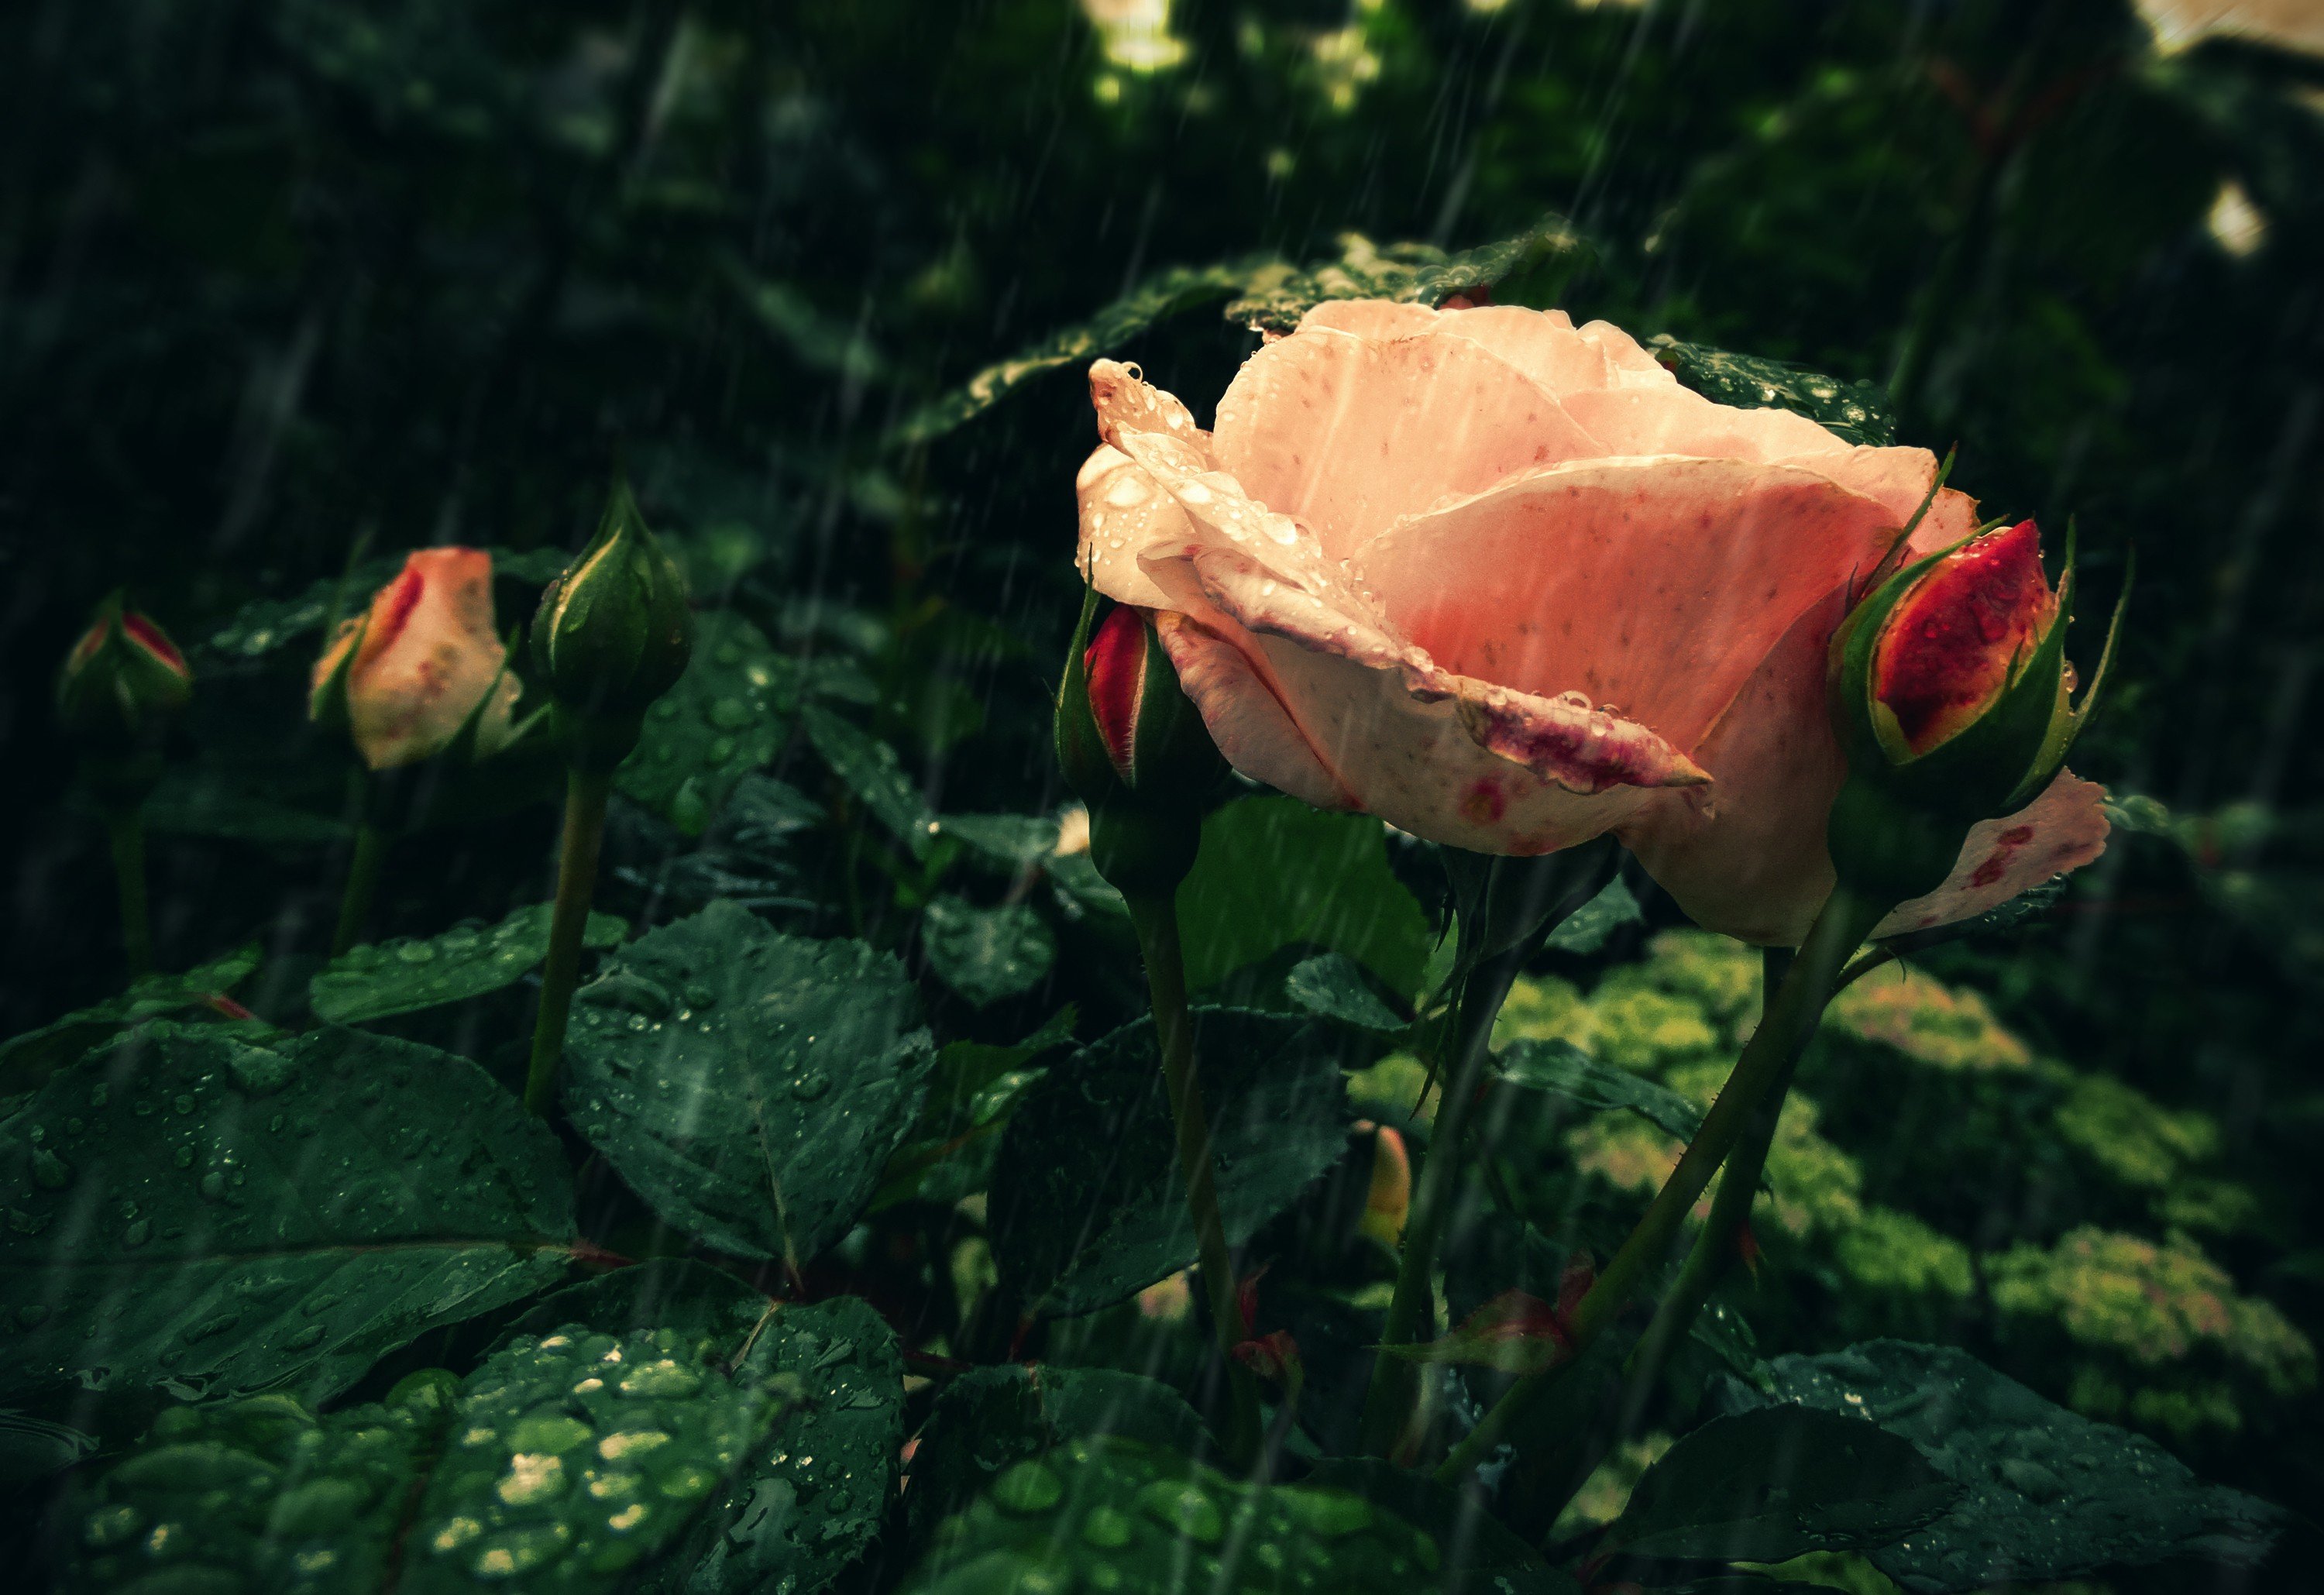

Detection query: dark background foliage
xmin=5 ymin=0 xmax=2322 ymax=1577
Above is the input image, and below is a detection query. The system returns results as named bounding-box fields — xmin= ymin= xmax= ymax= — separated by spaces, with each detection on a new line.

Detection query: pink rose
xmin=1072 ymin=301 xmax=2106 ymax=944
xmin=310 ymin=548 xmax=521 ymax=770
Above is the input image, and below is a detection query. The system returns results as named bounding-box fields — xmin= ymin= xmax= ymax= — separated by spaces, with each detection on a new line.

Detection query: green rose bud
xmin=57 ymin=595 xmax=194 ymax=751
xmin=1826 ymin=517 xmax=2123 ymax=902
xmin=531 ymin=480 xmax=693 ymax=768
xmin=1054 ymin=590 xmax=1226 ymax=896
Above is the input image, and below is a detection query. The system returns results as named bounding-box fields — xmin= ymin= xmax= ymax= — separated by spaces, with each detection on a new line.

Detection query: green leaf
xmin=989 ymin=1008 xmax=1351 ymax=1317
xmin=1646 ymin=335 xmax=1896 ymax=448
xmin=1301 ymin=1460 xmax=1583 ymax=1595
xmin=649 ymin=1294 xmax=905 ymax=1595
xmin=0 ymin=1408 xmax=96 ymax=1483
xmin=902 ymin=1436 xmax=1451 ymax=1595
xmin=0 ymin=1024 xmax=576 ymax=1418
xmin=1178 ymin=796 xmax=1432 ymax=999
xmin=906 ymin=1365 xmax=1208 ymax=1541
xmin=1599 ymin=1407 xmax=1957 ymax=1563
xmin=1494 ymin=1037 xmax=1707 ymax=1143
xmin=69 ymin=1324 xmax=786 ymax=1594
xmin=938 ymin=813 xmax=1063 ymax=872
xmin=1285 ymin=952 xmax=1409 ymax=1032
xmin=891 ymin=256 xmax=1273 ymax=444
xmin=803 ymin=704 xmax=932 ymax=859
xmin=1226 ymin=215 xmax=1587 ymax=335
xmin=308 ymin=904 xmax=627 ymax=1026
xmin=874 ymin=1011 xmax=1077 ymax=1211
xmin=922 ymin=895 xmax=1057 ymax=1008
xmin=0 ymin=944 xmax=264 ymax=1094
xmin=564 ymin=901 xmax=936 ymax=1265
xmin=1728 ymin=1340 xmax=2284 ymax=1591
xmin=1545 ymin=875 xmax=1644 ymax=956
xmin=620 ymin=611 xmax=800 ymax=836
xmin=504 ymin=1260 xmax=777 ymax=1359
xmin=143 ymin=767 xmax=352 ymax=847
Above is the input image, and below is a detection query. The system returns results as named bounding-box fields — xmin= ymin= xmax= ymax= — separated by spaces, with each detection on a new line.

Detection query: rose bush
xmin=308 ymin=548 xmax=521 ymax=770
xmin=1074 ymin=301 xmax=2107 ymax=943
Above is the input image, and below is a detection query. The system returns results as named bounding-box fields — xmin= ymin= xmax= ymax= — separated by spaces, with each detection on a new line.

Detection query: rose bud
xmin=1054 ymin=596 xmax=1228 ymax=895
xmin=531 ymin=480 xmax=693 ymax=767
xmin=1357 ymin=1123 xmax=1411 ymax=1248
xmin=57 ymin=595 xmax=194 ymax=750
xmin=1825 ymin=518 xmax=2122 ymax=902
xmin=309 ymin=548 xmax=524 ymax=771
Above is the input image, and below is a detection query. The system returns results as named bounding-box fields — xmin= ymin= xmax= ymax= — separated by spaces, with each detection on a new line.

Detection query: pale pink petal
xmin=347 ymin=548 xmax=507 ymax=770
xmin=1076 ymin=444 xmax=1184 ymax=610
xmin=1297 ymin=301 xmax=1456 ymax=342
xmin=1906 ymin=486 xmax=1984 ymax=558
xmin=1220 ymin=620 xmax=1660 ymax=854
xmin=1151 ymin=611 xmax=1356 ymax=812
xmin=1152 ymin=541 xmax=1707 ymax=796
xmin=1875 ymin=773 xmax=2111 ymax=937
xmin=1354 ymin=457 xmax=1909 ymax=752
xmin=1574 ymin=319 xmax=1674 ymax=385
xmin=1210 ymin=327 xmax=1604 ymax=559
xmin=1618 ymin=588 xmax=1855 ymax=947
xmin=1423 ymin=306 xmax=1621 ymax=398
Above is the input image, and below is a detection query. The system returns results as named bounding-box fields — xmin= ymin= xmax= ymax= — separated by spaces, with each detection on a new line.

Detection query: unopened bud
xmin=1827 ymin=518 xmax=2122 ymax=901
xmin=1054 ymin=593 xmax=1226 ymax=895
xmin=532 ymin=480 xmax=693 ymax=767
xmin=57 ymin=595 xmax=193 ymax=750
xmin=309 ymin=548 xmax=521 ymax=770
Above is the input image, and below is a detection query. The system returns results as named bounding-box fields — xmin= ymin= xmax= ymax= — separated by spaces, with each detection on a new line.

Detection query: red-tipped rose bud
xmin=309 ymin=548 xmax=523 ymax=771
xmin=1827 ymin=518 xmax=2123 ymax=902
xmin=57 ymin=596 xmax=194 ymax=751
xmin=1054 ymin=592 xmax=1226 ymax=895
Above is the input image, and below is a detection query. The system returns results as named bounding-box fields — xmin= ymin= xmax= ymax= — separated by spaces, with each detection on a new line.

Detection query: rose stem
xmin=1433 ymin=889 xmax=1885 ymax=1484
xmin=1122 ymin=889 xmax=1264 ymax=1472
xmin=1356 ymin=944 xmax=1527 ymax=1459
xmin=330 ymin=771 xmax=387 ymax=957
xmin=103 ymin=805 xmax=153 ymax=978
xmin=1610 ymin=946 xmax=1797 ymax=1427
xmin=524 ymin=766 xmax=614 ymax=1118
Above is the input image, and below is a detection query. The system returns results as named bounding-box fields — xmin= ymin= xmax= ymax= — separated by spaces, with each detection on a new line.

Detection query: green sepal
xmin=1825 ymin=772 xmax=1974 ymax=906
xmin=57 ymin=593 xmax=194 ymax=751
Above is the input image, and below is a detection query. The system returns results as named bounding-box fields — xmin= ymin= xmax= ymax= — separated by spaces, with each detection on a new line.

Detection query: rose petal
xmin=1151 ymin=611 xmax=1356 ymax=811
xmin=1211 ymin=326 xmax=1604 ymax=558
xmin=346 ymin=548 xmax=507 ymax=771
xmin=1075 ymin=443 xmax=1184 ymax=610
xmin=1619 ymin=587 xmax=1855 ymax=945
xmin=1354 ymin=456 xmax=1910 ymax=752
xmin=1875 ymin=772 xmax=2111 ymax=937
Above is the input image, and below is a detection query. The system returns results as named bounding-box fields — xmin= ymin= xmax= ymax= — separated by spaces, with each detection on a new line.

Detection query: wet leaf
xmin=564 ymin=901 xmax=936 ymax=1265
xmin=1725 ymin=1339 xmax=2284 ymax=1590
xmin=619 ymin=611 xmax=801 ymax=836
xmin=308 ymin=904 xmax=627 ymax=1026
xmin=1599 ymin=1407 xmax=1957 ymax=1563
xmin=804 ymin=705 xmax=932 ymax=859
xmin=938 ymin=813 xmax=1062 ymax=872
xmin=922 ymin=895 xmax=1056 ymax=1008
xmin=1545 ymin=875 xmax=1644 ymax=957
xmin=874 ymin=1010 xmax=1077 ymax=1211
xmin=0 ymin=1024 xmax=576 ymax=1420
xmin=989 ymin=1008 xmax=1350 ymax=1317
xmin=892 ymin=256 xmax=1273 ymax=444
xmin=906 ymin=1365 xmax=1208 ymax=1541
xmin=648 ymin=1294 xmax=905 ymax=1595
xmin=1647 ymin=335 xmax=1896 ymax=447
xmin=67 ymin=1325 xmax=786 ymax=1593
xmin=1286 ymin=952 xmax=1409 ymax=1032
xmin=1179 ymin=797 xmax=1432 ymax=999
xmin=1227 ymin=215 xmax=1587 ymax=335
xmin=1494 ymin=1038 xmax=1707 ymax=1143
xmin=1302 ymin=1461 xmax=1582 ymax=1595
xmin=504 ymin=1260 xmax=777 ymax=1360
xmin=902 ymin=1436 xmax=1452 ymax=1595
xmin=0 ymin=944 xmax=265 ymax=1094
